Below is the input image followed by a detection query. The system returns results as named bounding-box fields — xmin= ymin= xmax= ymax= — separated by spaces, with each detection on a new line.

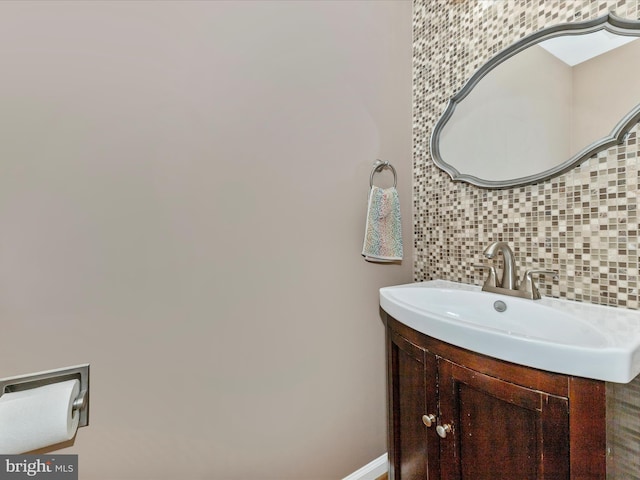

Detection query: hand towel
xmin=362 ymin=186 xmax=403 ymax=262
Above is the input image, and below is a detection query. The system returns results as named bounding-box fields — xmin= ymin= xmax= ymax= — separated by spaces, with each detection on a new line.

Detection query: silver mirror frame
xmin=430 ymin=12 xmax=640 ymax=189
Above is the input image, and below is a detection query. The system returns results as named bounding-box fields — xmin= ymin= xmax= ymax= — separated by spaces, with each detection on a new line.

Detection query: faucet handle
xmin=472 ymin=263 xmax=498 ymax=289
xmin=519 ymin=269 xmax=558 ymax=300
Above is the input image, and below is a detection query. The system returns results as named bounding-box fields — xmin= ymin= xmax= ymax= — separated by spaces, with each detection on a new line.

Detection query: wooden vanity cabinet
xmin=386 ymin=314 xmax=606 ymax=480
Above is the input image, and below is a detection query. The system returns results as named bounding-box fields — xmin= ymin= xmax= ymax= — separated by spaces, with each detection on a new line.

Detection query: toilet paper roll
xmin=0 ymin=379 xmax=80 ymax=454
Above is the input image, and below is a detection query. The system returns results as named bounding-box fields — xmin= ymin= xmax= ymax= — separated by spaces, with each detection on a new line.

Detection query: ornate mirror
xmin=430 ymin=13 xmax=640 ymax=189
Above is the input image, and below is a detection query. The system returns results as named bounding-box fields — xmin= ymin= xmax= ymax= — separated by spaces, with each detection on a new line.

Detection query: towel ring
xmin=370 ymin=160 xmax=397 ymax=188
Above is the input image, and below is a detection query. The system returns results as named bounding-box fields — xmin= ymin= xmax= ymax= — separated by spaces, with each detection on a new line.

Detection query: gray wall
xmin=0 ymin=1 xmax=413 ymax=478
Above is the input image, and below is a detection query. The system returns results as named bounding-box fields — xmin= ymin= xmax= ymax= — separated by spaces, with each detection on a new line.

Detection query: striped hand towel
xmin=362 ymin=186 xmax=403 ymax=262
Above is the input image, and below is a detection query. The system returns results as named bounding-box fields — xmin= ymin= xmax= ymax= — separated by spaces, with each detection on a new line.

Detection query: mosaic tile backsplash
xmin=413 ymin=2 xmax=640 ymax=478
xmin=413 ymin=0 xmax=640 ymax=309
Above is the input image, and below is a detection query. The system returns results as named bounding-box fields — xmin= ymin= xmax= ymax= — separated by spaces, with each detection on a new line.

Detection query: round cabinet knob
xmin=422 ymin=414 xmax=436 ymax=427
xmin=436 ymin=424 xmax=452 ymax=438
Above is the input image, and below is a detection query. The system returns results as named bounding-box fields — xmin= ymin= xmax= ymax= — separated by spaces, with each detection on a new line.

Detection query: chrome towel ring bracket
xmin=370 ymin=160 xmax=397 ymax=188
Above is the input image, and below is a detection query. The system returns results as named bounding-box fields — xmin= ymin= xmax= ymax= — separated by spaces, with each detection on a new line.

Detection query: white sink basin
xmin=380 ymin=280 xmax=640 ymax=383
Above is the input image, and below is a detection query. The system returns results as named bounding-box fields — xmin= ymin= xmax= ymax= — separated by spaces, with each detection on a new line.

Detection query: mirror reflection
xmin=431 ymin=14 xmax=640 ymax=188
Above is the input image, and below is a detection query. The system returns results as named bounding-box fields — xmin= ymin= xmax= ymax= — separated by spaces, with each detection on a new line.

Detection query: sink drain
xmin=493 ymin=300 xmax=507 ymax=312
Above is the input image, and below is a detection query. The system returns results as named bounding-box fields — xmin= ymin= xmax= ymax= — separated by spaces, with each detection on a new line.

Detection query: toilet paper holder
xmin=0 ymin=364 xmax=89 ymax=428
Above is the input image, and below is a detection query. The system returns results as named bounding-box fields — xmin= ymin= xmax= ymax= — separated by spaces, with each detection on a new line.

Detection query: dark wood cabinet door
xmin=437 ymin=360 xmax=569 ymax=480
xmin=388 ymin=331 xmax=439 ymax=480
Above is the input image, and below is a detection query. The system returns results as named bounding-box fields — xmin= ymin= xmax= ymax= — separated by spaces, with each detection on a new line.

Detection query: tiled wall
xmin=413 ymin=0 xmax=640 ymax=309
xmin=413 ymin=2 xmax=640 ymax=477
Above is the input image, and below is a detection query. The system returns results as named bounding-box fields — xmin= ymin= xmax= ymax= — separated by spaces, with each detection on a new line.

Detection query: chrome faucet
xmin=483 ymin=241 xmax=517 ymax=290
xmin=477 ymin=241 xmax=558 ymax=300
xmin=519 ymin=269 xmax=559 ymax=300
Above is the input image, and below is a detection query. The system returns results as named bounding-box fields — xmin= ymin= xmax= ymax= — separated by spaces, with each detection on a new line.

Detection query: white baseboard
xmin=342 ymin=453 xmax=388 ymax=480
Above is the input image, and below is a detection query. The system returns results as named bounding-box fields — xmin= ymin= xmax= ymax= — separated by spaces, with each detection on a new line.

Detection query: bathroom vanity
xmin=385 ymin=313 xmax=604 ymax=480
xmin=380 ymin=279 xmax=640 ymax=480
